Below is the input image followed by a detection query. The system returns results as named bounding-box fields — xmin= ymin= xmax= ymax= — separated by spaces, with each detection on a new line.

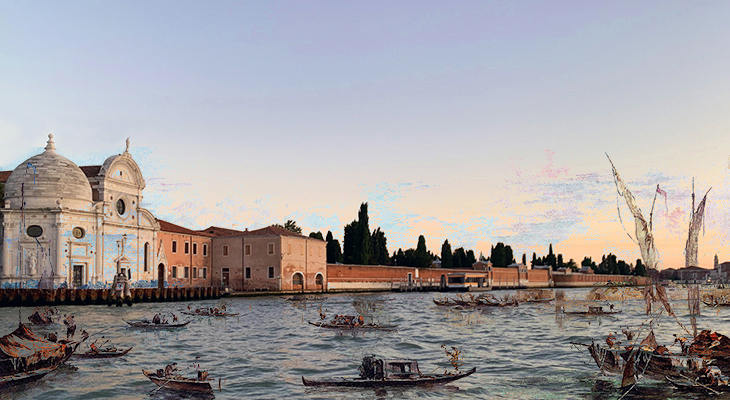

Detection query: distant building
xmin=204 ymin=225 xmax=326 ymax=292
xmin=157 ymin=219 xmax=213 ymax=288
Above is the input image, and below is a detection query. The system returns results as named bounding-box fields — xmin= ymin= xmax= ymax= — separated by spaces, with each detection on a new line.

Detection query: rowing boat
xmin=308 ymin=321 xmax=397 ymax=331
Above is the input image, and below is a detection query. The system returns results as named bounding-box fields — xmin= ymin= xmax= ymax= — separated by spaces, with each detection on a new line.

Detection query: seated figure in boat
xmin=152 ymin=314 xmax=162 ymax=324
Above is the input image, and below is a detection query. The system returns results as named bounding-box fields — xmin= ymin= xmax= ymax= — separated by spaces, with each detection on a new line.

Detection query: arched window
xmin=144 ymin=242 xmax=150 ymax=272
xmin=293 ymin=272 xmax=304 ymax=286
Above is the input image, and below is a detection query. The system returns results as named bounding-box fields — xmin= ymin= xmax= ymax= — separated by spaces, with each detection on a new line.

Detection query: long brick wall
xmin=327 ymin=264 xmax=649 ymax=291
xmin=552 ymin=273 xmax=651 ymax=287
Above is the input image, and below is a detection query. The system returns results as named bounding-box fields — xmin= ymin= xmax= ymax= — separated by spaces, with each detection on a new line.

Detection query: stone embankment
xmin=0 ymin=287 xmax=221 ymax=307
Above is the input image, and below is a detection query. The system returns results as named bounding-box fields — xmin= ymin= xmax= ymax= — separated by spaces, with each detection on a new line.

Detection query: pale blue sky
xmin=2 ymin=2 xmax=730 ymax=267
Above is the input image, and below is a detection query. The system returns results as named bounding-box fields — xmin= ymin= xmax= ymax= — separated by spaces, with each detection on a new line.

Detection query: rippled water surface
xmin=1 ymin=288 xmax=729 ymax=400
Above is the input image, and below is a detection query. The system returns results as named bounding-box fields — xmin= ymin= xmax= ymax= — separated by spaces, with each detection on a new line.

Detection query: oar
xmin=148 ymin=370 xmax=174 ymax=395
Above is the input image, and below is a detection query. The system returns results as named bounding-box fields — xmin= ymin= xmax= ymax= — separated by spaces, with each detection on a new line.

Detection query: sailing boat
xmin=685 ymin=179 xmax=711 ymax=269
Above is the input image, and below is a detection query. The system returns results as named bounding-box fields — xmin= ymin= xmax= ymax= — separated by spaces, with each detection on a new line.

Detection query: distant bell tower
xmin=715 ymin=253 xmax=719 ymax=269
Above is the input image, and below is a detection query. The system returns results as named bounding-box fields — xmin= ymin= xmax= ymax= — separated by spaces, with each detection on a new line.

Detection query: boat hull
xmin=143 ymin=370 xmax=212 ymax=393
xmin=71 ymin=347 xmax=132 ymax=360
xmin=124 ymin=320 xmax=190 ymax=329
xmin=302 ymin=367 xmax=476 ymax=387
xmin=0 ymin=366 xmax=57 ymax=388
xmin=308 ymin=321 xmax=397 ymax=331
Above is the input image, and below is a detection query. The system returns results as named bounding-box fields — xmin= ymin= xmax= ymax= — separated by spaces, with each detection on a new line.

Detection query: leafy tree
xmin=491 ymin=243 xmax=514 ymax=268
xmin=393 ymin=248 xmax=406 ymax=266
xmin=531 ymin=253 xmax=537 ymax=267
xmin=326 ymin=231 xmax=343 ymax=264
xmin=276 ymin=220 xmax=302 ymax=234
xmin=309 ymin=231 xmax=324 ymax=240
xmin=634 ymin=259 xmax=647 ymax=276
xmin=522 ymin=253 xmax=527 ymax=265
xmin=441 ymin=240 xmax=453 ymax=269
xmin=557 ymin=254 xmax=564 ymax=270
xmin=566 ymin=258 xmax=578 ymax=271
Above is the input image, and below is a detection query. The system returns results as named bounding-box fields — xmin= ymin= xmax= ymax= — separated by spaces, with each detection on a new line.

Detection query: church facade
xmin=0 ymin=135 xmax=160 ymax=288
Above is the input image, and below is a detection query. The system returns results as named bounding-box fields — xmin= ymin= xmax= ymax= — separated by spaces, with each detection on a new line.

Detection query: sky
xmin=2 ymin=1 xmax=730 ymax=269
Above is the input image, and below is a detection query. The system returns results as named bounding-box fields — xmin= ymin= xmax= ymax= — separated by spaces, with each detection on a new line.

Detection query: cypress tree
xmin=441 ymin=240 xmax=453 ymax=268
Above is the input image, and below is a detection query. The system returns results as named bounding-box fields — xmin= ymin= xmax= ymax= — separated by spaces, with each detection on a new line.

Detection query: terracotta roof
xmin=79 ymin=165 xmax=102 ymax=178
xmin=0 ymin=170 xmax=10 ymax=183
xmin=157 ymin=219 xmax=214 ymax=237
xmin=198 ymin=226 xmax=248 ymax=237
xmin=201 ymin=224 xmax=322 ymax=240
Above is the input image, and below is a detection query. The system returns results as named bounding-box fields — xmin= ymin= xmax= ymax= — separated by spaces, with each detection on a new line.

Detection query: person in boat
xmin=198 ymin=370 xmax=209 ymax=381
xmin=152 ymin=314 xmax=162 ymax=324
xmin=164 ymin=363 xmax=178 ymax=377
xmin=171 ymin=312 xmax=178 ymax=322
xmin=45 ymin=332 xmax=58 ymax=342
xmin=64 ymin=314 xmax=76 ymax=340
xmin=358 ymin=315 xmax=365 ymax=326
xmin=319 ymin=311 xmax=326 ymax=320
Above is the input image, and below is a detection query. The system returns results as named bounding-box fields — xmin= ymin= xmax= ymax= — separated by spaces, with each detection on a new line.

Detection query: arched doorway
xmin=315 ymin=273 xmax=324 ymax=292
xmin=292 ymin=272 xmax=304 ymax=292
xmin=157 ymin=264 xmax=165 ymax=290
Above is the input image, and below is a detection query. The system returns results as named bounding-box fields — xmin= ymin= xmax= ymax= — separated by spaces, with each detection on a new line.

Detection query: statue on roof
xmin=125 ymin=137 xmax=130 ymax=153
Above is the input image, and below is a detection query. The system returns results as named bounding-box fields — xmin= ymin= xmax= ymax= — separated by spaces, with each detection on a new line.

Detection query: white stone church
xmin=0 ymin=135 xmax=160 ymax=288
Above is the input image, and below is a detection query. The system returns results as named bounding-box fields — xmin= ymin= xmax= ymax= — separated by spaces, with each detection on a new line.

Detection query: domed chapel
xmin=0 ymin=135 xmax=160 ymax=288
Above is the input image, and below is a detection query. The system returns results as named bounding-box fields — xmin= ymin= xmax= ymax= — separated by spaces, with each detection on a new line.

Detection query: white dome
xmin=4 ymin=135 xmax=92 ymax=210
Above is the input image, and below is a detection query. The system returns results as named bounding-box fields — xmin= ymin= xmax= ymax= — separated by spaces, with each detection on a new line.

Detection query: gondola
xmin=302 ymin=356 xmax=475 ymax=387
xmin=124 ymin=320 xmax=191 ymax=329
xmin=703 ymin=300 xmax=730 ymax=307
xmin=0 ymin=366 xmax=58 ymax=388
xmin=71 ymin=347 xmax=132 ymax=359
xmin=308 ymin=321 xmax=397 ymax=331
xmin=0 ymin=323 xmax=79 ymax=379
xmin=181 ymin=311 xmax=239 ymax=317
xmin=563 ymin=306 xmax=621 ymax=316
xmin=524 ymin=298 xmax=555 ymax=303
xmin=143 ymin=369 xmax=214 ymax=393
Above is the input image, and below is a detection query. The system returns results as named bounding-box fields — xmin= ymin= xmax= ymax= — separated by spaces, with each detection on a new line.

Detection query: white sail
xmin=685 ymin=189 xmax=710 ymax=268
xmin=608 ymin=157 xmax=659 ymax=270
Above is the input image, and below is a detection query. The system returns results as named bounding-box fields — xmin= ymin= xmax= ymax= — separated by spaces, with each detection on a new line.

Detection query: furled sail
xmin=607 ymin=156 xmax=659 ymax=270
xmin=685 ymin=188 xmax=711 ymax=268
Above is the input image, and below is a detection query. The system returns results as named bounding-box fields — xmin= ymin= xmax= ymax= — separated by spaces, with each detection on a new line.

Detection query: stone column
xmin=1 ymin=220 xmax=10 ymax=278
xmin=55 ymin=220 xmax=65 ymax=286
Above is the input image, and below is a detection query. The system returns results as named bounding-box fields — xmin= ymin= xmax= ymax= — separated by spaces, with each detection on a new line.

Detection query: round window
xmin=116 ymin=199 xmax=126 ymax=215
xmin=27 ymin=225 xmax=43 ymax=238
xmin=72 ymin=227 xmax=85 ymax=239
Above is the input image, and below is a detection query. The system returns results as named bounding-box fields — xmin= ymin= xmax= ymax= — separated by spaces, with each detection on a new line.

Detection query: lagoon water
xmin=0 ymin=288 xmax=725 ymax=400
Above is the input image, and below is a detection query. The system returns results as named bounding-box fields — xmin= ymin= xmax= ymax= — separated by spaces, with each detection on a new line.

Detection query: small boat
xmin=181 ymin=310 xmax=239 ymax=317
xmin=302 ymin=356 xmax=475 ymax=387
xmin=524 ymin=298 xmax=555 ymax=303
xmin=0 ymin=366 xmax=58 ymax=388
xmin=124 ymin=320 xmax=191 ymax=329
xmin=27 ymin=309 xmax=61 ymax=326
xmin=308 ymin=321 xmax=398 ymax=331
xmin=143 ymin=367 xmax=214 ymax=393
xmin=703 ymin=300 xmax=730 ymax=307
xmin=666 ymin=375 xmax=728 ymax=394
xmin=285 ymin=295 xmax=327 ymax=301
xmin=71 ymin=347 xmax=132 ymax=360
xmin=563 ymin=306 xmax=621 ymax=316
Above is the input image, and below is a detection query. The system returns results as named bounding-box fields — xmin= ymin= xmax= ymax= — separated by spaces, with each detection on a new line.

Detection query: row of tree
xmin=283 ymin=204 xmax=648 ymax=276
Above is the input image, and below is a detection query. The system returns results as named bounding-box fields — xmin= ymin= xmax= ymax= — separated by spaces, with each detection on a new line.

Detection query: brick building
xmin=156 ymin=219 xmax=213 ymax=288
xmin=202 ymin=225 xmax=326 ymax=292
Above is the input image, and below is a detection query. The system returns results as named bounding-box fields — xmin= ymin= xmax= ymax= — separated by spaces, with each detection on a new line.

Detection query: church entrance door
xmin=73 ymin=265 xmax=83 ymax=288
xmin=157 ymin=264 xmax=165 ymax=290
